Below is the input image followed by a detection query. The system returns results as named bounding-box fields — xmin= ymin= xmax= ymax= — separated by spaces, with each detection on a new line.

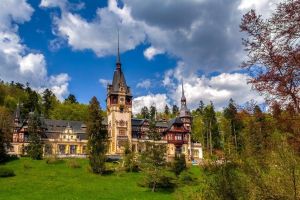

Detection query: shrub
xmin=172 ymin=154 xmax=187 ymax=176
xmin=45 ymin=156 xmax=64 ymax=164
xmin=179 ymin=171 xmax=195 ymax=185
xmin=23 ymin=163 xmax=32 ymax=170
xmin=67 ymin=160 xmax=81 ymax=169
xmin=0 ymin=167 xmax=15 ymax=178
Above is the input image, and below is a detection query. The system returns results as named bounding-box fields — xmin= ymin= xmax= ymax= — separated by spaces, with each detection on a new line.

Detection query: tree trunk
xmin=152 ymin=181 xmax=156 ymax=192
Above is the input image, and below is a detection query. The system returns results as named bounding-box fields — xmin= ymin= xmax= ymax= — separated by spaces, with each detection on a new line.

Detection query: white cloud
xmin=40 ymin=0 xmax=67 ymax=9
xmin=99 ymin=78 xmax=111 ymax=88
xmin=137 ymin=79 xmax=151 ymax=89
xmin=0 ymin=0 xmax=71 ymax=100
xmin=143 ymin=46 xmax=164 ymax=60
xmin=163 ymin=63 xmax=265 ymax=110
xmin=49 ymin=0 xmax=145 ymax=57
xmin=238 ymin=0 xmax=282 ymax=16
xmin=132 ymin=93 xmax=169 ymax=115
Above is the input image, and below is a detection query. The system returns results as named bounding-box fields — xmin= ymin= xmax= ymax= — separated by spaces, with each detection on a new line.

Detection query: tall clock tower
xmin=106 ymin=38 xmax=132 ymax=155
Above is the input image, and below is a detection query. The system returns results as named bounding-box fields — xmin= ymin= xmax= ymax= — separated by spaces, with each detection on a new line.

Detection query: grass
xmin=0 ymin=158 xmax=201 ymax=200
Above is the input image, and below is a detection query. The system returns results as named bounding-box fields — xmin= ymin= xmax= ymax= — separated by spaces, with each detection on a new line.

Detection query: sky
xmin=0 ymin=0 xmax=282 ymax=114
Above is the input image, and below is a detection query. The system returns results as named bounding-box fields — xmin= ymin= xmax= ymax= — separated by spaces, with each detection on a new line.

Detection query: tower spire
xmin=181 ymin=80 xmax=186 ymax=102
xmin=116 ymin=29 xmax=121 ymax=67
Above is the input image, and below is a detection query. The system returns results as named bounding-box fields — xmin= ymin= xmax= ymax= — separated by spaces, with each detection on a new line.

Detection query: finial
xmin=116 ymin=28 xmax=121 ymax=67
xmin=181 ymin=80 xmax=185 ymax=97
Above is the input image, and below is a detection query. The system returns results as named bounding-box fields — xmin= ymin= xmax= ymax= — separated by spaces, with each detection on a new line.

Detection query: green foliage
xmin=0 ymin=106 xmax=12 ymax=163
xmin=123 ymin=141 xmax=139 ymax=172
xmin=27 ymin=112 xmax=43 ymax=160
xmin=49 ymin=102 xmax=88 ymax=121
xmin=45 ymin=156 xmax=64 ymax=164
xmin=64 ymin=94 xmax=78 ymax=104
xmin=172 ymin=154 xmax=186 ymax=177
xmin=0 ymin=167 xmax=15 ymax=178
xmin=140 ymin=142 xmax=170 ymax=192
xmin=87 ymin=96 xmax=107 ymax=174
xmin=67 ymin=159 xmax=81 ymax=169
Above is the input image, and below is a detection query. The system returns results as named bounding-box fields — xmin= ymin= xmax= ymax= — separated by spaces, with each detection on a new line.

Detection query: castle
xmin=9 ymin=44 xmax=203 ymax=161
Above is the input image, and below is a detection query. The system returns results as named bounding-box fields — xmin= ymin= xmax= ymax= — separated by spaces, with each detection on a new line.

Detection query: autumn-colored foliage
xmin=240 ymin=0 xmax=300 ymax=113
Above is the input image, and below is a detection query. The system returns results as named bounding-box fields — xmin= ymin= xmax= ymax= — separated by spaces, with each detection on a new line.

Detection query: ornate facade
xmin=9 ymin=44 xmax=203 ymax=161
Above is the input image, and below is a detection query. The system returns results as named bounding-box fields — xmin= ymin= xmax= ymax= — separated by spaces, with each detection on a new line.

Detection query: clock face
xmin=120 ymin=97 xmax=125 ymax=102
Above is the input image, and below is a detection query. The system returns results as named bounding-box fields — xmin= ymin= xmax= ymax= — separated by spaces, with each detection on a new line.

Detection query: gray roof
xmin=109 ymin=66 xmax=131 ymax=95
xmin=44 ymin=119 xmax=86 ymax=133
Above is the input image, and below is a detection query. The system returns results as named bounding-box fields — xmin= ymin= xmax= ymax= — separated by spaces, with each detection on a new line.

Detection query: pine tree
xmin=172 ymin=154 xmax=186 ymax=177
xmin=42 ymin=89 xmax=57 ymax=118
xmin=87 ymin=97 xmax=107 ymax=174
xmin=150 ymin=105 xmax=157 ymax=121
xmin=164 ymin=105 xmax=170 ymax=116
xmin=65 ymin=94 xmax=78 ymax=104
xmin=203 ymin=102 xmax=220 ymax=155
xmin=224 ymin=99 xmax=242 ymax=151
xmin=27 ymin=111 xmax=43 ymax=160
xmin=148 ymin=118 xmax=161 ymax=141
xmin=172 ymin=105 xmax=179 ymax=116
xmin=141 ymin=106 xmax=150 ymax=119
xmin=140 ymin=142 xmax=170 ymax=192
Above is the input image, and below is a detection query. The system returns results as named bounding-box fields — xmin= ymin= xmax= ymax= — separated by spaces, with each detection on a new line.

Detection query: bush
xmin=0 ymin=167 xmax=15 ymax=178
xmin=45 ymin=156 xmax=64 ymax=164
xmin=179 ymin=171 xmax=195 ymax=185
xmin=172 ymin=154 xmax=186 ymax=176
xmin=67 ymin=160 xmax=81 ymax=169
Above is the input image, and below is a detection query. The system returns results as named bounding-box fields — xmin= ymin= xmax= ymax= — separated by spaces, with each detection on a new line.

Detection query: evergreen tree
xmin=164 ymin=105 xmax=170 ymax=116
xmin=148 ymin=118 xmax=161 ymax=141
xmin=141 ymin=106 xmax=150 ymax=119
xmin=27 ymin=111 xmax=43 ymax=160
xmin=224 ymin=99 xmax=242 ymax=151
xmin=150 ymin=105 xmax=157 ymax=121
xmin=42 ymin=89 xmax=57 ymax=118
xmin=172 ymin=105 xmax=179 ymax=116
xmin=65 ymin=94 xmax=78 ymax=104
xmin=0 ymin=106 xmax=12 ymax=163
xmin=196 ymin=100 xmax=205 ymax=115
xmin=22 ymin=85 xmax=40 ymax=118
xmin=203 ymin=102 xmax=220 ymax=155
xmin=123 ymin=141 xmax=137 ymax=172
xmin=172 ymin=154 xmax=186 ymax=177
xmin=140 ymin=142 xmax=171 ymax=192
xmin=87 ymin=97 xmax=107 ymax=174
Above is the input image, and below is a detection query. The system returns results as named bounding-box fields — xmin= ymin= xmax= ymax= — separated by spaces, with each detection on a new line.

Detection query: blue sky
xmin=0 ymin=0 xmax=280 ymax=113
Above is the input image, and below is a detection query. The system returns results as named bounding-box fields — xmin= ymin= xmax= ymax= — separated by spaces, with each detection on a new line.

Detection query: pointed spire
xmin=181 ymin=80 xmax=186 ymax=102
xmin=116 ymin=28 xmax=121 ymax=68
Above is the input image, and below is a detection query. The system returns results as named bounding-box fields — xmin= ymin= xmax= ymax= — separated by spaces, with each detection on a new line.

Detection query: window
xmin=175 ymin=135 xmax=182 ymax=140
xmin=70 ymin=145 xmax=77 ymax=155
xmin=119 ymin=129 xmax=126 ymax=136
xmin=58 ymin=145 xmax=66 ymax=155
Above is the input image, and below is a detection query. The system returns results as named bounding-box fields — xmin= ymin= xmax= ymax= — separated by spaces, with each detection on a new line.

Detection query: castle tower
xmin=179 ymin=81 xmax=193 ymax=159
xmin=107 ymin=34 xmax=132 ymax=155
xmin=179 ymin=81 xmax=192 ymax=131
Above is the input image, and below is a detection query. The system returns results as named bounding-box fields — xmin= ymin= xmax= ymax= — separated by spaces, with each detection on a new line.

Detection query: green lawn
xmin=0 ymin=158 xmax=201 ymax=200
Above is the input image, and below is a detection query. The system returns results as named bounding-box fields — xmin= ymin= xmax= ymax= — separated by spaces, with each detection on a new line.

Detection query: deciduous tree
xmin=240 ymin=0 xmax=300 ymax=113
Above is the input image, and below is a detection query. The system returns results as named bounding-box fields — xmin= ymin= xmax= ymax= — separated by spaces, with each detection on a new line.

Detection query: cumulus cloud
xmin=163 ymin=62 xmax=265 ymax=110
xmin=0 ymin=0 xmax=70 ymax=100
xmin=143 ymin=46 xmax=164 ymax=60
xmin=99 ymin=78 xmax=111 ymax=88
xmin=132 ymin=93 xmax=169 ymax=115
xmin=136 ymin=79 xmax=151 ymax=89
xmin=45 ymin=0 xmax=284 ymax=73
xmin=44 ymin=0 xmax=145 ymax=57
